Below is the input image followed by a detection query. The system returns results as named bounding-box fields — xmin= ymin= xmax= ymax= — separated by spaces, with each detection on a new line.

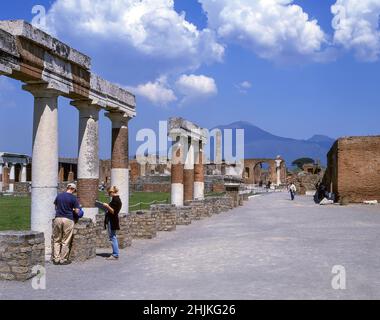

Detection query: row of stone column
xmin=171 ymin=136 xmax=205 ymax=206
xmin=0 ymin=163 xmax=27 ymax=191
xmin=23 ymin=84 xmax=130 ymax=255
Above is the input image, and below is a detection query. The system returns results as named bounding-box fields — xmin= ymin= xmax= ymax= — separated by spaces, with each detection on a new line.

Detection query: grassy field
xmin=0 ymin=191 xmax=170 ymax=231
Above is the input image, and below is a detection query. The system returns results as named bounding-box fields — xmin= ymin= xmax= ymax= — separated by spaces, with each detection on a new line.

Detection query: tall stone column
xmin=20 ymin=164 xmax=27 ymax=183
xmin=171 ymin=135 xmax=184 ymax=206
xmin=105 ymin=112 xmax=130 ymax=214
xmin=275 ymin=157 xmax=282 ymax=186
xmin=184 ymin=137 xmax=194 ymax=202
xmin=72 ymin=101 xmax=100 ymax=221
xmin=8 ymin=163 xmax=15 ymax=192
xmin=23 ymin=84 xmax=59 ymax=256
xmin=215 ymin=129 xmax=222 ymax=174
xmin=194 ymin=140 xmax=205 ymax=200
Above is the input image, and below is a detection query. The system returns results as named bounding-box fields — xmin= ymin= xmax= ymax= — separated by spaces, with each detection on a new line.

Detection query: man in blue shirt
xmin=52 ymin=183 xmax=80 ymax=265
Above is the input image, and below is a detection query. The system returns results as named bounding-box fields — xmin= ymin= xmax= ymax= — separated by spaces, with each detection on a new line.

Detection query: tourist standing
xmin=102 ymin=186 xmax=122 ymax=260
xmin=52 ymin=183 xmax=80 ymax=265
xmin=289 ymin=183 xmax=297 ymax=201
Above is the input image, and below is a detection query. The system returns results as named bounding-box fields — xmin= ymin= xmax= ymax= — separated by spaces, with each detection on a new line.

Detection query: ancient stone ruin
xmin=323 ymin=136 xmax=380 ymax=203
xmin=0 ymin=20 xmax=136 ymax=255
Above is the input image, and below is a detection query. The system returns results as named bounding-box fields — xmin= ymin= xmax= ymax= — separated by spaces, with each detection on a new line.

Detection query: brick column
xmin=184 ymin=137 xmax=194 ymax=202
xmin=194 ymin=140 xmax=205 ymax=200
xmin=58 ymin=165 xmax=64 ymax=183
xmin=8 ymin=163 xmax=15 ymax=192
xmin=23 ymin=84 xmax=60 ymax=256
xmin=171 ymin=135 xmax=185 ymax=206
xmin=72 ymin=100 xmax=101 ymax=221
xmin=2 ymin=165 xmax=9 ymax=192
xmin=105 ymin=112 xmax=130 ymax=214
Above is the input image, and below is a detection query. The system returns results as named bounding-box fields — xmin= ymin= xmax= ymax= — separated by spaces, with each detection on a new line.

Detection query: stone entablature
xmin=0 ymin=20 xmax=136 ymax=114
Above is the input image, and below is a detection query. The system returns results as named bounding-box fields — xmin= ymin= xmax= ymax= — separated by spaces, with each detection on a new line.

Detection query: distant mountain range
xmin=213 ymin=121 xmax=336 ymax=166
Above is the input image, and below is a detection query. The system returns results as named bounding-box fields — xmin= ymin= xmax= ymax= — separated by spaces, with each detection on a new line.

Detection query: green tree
xmin=292 ymin=157 xmax=314 ymax=169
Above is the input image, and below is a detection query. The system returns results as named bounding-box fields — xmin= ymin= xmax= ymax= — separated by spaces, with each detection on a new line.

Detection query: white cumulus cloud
xmin=176 ymin=74 xmax=218 ymax=104
xmin=129 ymin=76 xmax=177 ymax=106
xmin=44 ymin=0 xmax=224 ymax=72
xmin=331 ymin=0 xmax=380 ymax=62
xmin=199 ymin=0 xmax=328 ymax=62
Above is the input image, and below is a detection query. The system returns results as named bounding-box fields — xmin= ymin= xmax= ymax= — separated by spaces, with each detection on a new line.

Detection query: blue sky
xmin=0 ymin=0 xmax=379 ymax=159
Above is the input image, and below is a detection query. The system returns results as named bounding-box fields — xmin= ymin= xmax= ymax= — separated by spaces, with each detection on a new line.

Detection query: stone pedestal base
xmin=151 ymin=204 xmax=177 ymax=232
xmin=0 ymin=231 xmax=45 ymax=281
xmin=130 ymin=211 xmax=158 ymax=239
xmin=69 ymin=219 xmax=96 ymax=262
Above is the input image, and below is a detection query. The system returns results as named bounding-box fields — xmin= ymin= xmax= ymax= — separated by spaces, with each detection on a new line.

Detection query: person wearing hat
xmin=52 ymin=183 xmax=81 ymax=265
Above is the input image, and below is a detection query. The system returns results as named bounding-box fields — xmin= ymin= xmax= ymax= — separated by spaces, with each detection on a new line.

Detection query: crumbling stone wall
xmin=175 ymin=206 xmax=192 ymax=225
xmin=323 ymin=136 xmax=380 ymax=203
xmin=96 ymin=213 xmax=133 ymax=249
xmin=14 ymin=182 xmax=31 ymax=193
xmin=0 ymin=231 xmax=44 ymax=281
xmin=150 ymin=204 xmax=177 ymax=232
xmin=131 ymin=175 xmax=171 ymax=193
xmin=288 ymin=172 xmax=323 ymax=195
xmin=130 ymin=211 xmax=158 ymax=239
xmin=68 ymin=218 xmax=96 ymax=262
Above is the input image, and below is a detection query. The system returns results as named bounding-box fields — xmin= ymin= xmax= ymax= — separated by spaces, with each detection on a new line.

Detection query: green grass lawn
xmin=0 ymin=191 xmax=170 ymax=231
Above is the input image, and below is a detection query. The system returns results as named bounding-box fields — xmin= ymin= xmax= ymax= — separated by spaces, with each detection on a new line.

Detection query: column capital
xmin=71 ymin=100 xmax=101 ymax=119
xmin=22 ymin=83 xmax=62 ymax=98
xmin=105 ymin=111 xmax=131 ymax=128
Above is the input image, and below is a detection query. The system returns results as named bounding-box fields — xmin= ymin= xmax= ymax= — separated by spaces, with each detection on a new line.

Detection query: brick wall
xmin=323 ymin=136 xmax=380 ymax=203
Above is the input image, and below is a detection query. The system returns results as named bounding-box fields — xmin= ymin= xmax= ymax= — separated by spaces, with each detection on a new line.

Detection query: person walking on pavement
xmin=289 ymin=182 xmax=297 ymax=201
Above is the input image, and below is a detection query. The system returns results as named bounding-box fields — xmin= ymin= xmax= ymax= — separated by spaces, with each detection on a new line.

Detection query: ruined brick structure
xmin=243 ymin=157 xmax=286 ymax=186
xmin=323 ymin=136 xmax=380 ymax=203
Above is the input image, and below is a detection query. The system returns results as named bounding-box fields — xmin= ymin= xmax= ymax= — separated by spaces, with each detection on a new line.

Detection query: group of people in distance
xmin=52 ymin=183 xmax=122 ymax=265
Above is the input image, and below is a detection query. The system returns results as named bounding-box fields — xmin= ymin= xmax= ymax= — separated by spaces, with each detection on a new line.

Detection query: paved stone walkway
xmin=1 ymin=192 xmax=380 ymax=300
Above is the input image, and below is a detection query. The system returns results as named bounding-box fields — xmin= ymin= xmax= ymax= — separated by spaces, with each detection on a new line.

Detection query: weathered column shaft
xmin=21 ymin=164 xmax=27 ymax=183
xmin=106 ymin=112 xmax=130 ymax=214
xmin=184 ymin=138 xmax=194 ymax=202
xmin=72 ymin=101 xmax=100 ymax=221
xmin=194 ymin=140 xmax=205 ymax=200
xmin=23 ymin=84 xmax=59 ymax=256
xmin=171 ymin=136 xmax=184 ymax=206
xmin=215 ymin=129 xmax=222 ymax=173
xmin=8 ymin=163 xmax=15 ymax=192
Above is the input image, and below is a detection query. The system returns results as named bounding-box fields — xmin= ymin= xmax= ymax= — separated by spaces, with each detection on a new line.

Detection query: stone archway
xmin=244 ymin=158 xmax=286 ymax=186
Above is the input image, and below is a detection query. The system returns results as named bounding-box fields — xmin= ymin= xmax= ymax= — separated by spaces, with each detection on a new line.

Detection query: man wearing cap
xmin=52 ymin=183 xmax=81 ymax=265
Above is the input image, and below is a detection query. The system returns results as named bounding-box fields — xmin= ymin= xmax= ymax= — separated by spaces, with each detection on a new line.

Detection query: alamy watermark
xmin=331 ymin=265 xmax=346 ymax=290
xmin=31 ymin=265 xmax=46 ymax=290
